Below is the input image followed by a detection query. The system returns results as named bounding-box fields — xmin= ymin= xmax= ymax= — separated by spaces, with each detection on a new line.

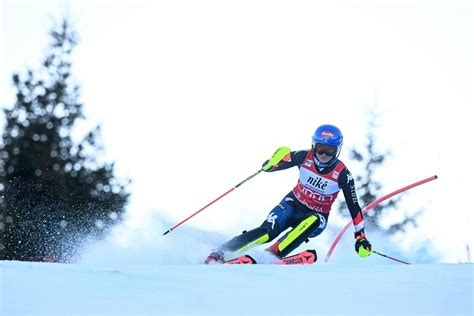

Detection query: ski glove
xmin=354 ymin=232 xmax=372 ymax=257
xmin=262 ymin=147 xmax=292 ymax=172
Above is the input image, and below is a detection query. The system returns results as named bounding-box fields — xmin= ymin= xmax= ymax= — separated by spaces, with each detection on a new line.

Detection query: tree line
xmin=0 ymin=19 xmax=129 ymax=262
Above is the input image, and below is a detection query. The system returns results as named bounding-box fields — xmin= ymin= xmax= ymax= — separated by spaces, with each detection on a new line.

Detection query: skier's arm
xmin=339 ymin=168 xmax=364 ymax=233
xmin=262 ymin=150 xmax=308 ymax=172
xmin=339 ymin=168 xmax=372 ymax=257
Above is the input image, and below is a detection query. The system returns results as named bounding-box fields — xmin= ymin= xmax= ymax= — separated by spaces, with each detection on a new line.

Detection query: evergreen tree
xmin=338 ymin=110 xmax=421 ymax=234
xmin=0 ymin=19 xmax=129 ymax=261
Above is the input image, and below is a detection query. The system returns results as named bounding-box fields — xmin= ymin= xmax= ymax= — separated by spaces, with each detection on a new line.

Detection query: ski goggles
xmin=313 ymin=144 xmax=338 ymax=156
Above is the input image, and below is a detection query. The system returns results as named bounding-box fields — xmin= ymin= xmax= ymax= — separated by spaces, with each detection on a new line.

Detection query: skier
xmin=204 ymin=124 xmax=372 ymax=264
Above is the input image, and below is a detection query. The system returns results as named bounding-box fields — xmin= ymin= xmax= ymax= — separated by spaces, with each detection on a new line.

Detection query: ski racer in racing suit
xmin=205 ymin=124 xmax=372 ymax=263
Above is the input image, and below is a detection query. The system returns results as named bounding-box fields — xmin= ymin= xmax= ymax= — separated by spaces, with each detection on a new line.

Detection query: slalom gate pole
xmin=162 ymin=147 xmax=291 ymax=236
xmin=324 ymin=175 xmax=438 ymax=263
xmin=372 ymin=250 xmax=411 ymax=265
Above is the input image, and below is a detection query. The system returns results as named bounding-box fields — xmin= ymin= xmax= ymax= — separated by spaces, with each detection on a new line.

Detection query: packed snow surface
xmin=1 ymin=260 xmax=472 ymax=315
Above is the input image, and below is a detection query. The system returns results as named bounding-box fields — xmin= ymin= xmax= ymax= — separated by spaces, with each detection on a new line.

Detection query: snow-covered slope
xmin=1 ymin=260 xmax=472 ymax=315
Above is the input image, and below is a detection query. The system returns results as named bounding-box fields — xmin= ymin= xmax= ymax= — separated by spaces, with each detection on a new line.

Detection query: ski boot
xmin=225 ymin=255 xmax=256 ymax=264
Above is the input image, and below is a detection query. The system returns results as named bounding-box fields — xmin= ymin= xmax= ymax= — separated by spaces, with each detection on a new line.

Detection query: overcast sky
xmin=1 ymin=0 xmax=472 ymax=262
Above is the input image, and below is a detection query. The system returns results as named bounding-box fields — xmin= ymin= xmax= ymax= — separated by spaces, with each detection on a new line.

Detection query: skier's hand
xmin=354 ymin=232 xmax=372 ymax=257
xmin=262 ymin=159 xmax=279 ymax=172
xmin=262 ymin=147 xmax=291 ymax=171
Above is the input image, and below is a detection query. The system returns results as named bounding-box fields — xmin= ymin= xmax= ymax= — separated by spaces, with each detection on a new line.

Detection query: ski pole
xmin=162 ymin=147 xmax=291 ymax=236
xmin=324 ymin=175 xmax=438 ymax=262
xmin=372 ymin=250 xmax=411 ymax=265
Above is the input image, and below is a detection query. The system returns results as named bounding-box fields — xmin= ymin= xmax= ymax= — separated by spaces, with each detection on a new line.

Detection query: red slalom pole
xmin=324 ymin=175 xmax=438 ymax=263
xmin=372 ymin=250 xmax=411 ymax=265
xmin=162 ymin=146 xmax=292 ymax=236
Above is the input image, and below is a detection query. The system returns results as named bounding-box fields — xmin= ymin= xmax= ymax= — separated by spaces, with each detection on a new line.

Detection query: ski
xmin=224 ymin=249 xmax=317 ymax=265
